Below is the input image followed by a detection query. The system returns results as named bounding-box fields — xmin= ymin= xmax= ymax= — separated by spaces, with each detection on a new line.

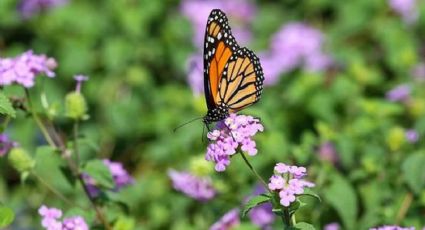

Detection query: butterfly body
xmin=202 ymin=9 xmax=264 ymax=125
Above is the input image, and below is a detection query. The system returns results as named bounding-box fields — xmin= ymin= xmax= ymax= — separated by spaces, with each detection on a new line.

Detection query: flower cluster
xmin=268 ymin=163 xmax=315 ymax=207
xmin=83 ymin=159 xmax=134 ymax=197
xmin=370 ymin=226 xmax=414 ymax=230
xmin=18 ymin=0 xmax=68 ymax=19
xmin=0 ymin=50 xmax=57 ymax=88
xmin=0 ymin=134 xmax=17 ymax=157
xmin=324 ymin=223 xmax=341 ymax=230
xmin=248 ymin=186 xmax=275 ymax=229
xmin=386 ymin=84 xmax=411 ymax=102
xmin=388 ymin=0 xmax=418 ymax=24
xmin=168 ymin=169 xmax=216 ymax=201
xmin=210 ymin=208 xmax=240 ymax=230
xmin=261 ymin=23 xmax=332 ymax=85
xmin=405 ymin=129 xmax=419 ymax=143
xmin=206 ymin=114 xmax=264 ymax=171
xmin=38 ymin=205 xmax=88 ymax=230
xmin=317 ymin=141 xmax=339 ymax=165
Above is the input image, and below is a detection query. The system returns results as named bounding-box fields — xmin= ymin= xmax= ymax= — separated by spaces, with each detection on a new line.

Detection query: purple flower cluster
xmin=206 ymin=114 xmax=264 ymax=172
xmin=18 ymin=0 xmax=68 ymax=19
xmin=388 ymin=0 xmax=418 ymax=24
xmin=324 ymin=223 xmax=341 ymax=230
xmin=186 ymin=54 xmax=204 ymax=96
xmin=210 ymin=208 xmax=240 ymax=230
xmin=261 ymin=23 xmax=331 ymax=85
xmin=83 ymin=159 xmax=134 ymax=197
xmin=38 ymin=205 xmax=88 ymax=230
xmin=248 ymin=186 xmax=275 ymax=229
xmin=168 ymin=169 xmax=216 ymax=201
xmin=0 ymin=50 xmax=57 ymax=88
xmin=181 ymin=0 xmax=255 ymax=48
xmin=0 ymin=134 xmax=17 ymax=157
xmin=268 ymin=163 xmax=315 ymax=207
xmin=386 ymin=84 xmax=411 ymax=102
xmin=370 ymin=226 xmax=414 ymax=230
xmin=317 ymin=142 xmax=339 ymax=165
xmin=405 ymin=129 xmax=419 ymax=143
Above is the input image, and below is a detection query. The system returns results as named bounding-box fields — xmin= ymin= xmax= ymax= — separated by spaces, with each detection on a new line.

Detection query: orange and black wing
xmin=217 ymin=47 xmax=264 ymax=112
xmin=203 ymin=9 xmax=239 ymax=110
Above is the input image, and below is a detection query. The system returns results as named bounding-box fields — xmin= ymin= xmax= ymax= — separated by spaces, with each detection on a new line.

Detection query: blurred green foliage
xmin=1 ymin=0 xmax=425 ymax=229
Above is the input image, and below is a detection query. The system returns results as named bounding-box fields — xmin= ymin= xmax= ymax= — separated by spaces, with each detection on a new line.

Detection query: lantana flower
xmin=0 ymin=50 xmax=57 ymax=88
xmin=83 ymin=159 xmax=134 ymax=197
xmin=209 ymin=208 xmax=240 ymax=230
xmin=268 ymin=163 xmax=315 ymax=207
xmin=168 ymin=169 xmax=216 ymax=201
xmin=205 ymin=114 xmax=264 ymax=172
xmin=38 ymin=205 xmax=88 ymax=230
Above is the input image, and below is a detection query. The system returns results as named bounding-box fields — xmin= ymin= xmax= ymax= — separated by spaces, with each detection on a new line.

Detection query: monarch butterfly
xmin=202 ymin=9 xmax=264 ymax=125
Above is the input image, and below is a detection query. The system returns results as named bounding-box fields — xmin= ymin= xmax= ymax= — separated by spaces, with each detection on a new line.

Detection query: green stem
xmin=73 ymin=121 xmax=80 ymax=170
xmin=24 ymin=89 xmax=56 ymax=148
xmin=238 ymin=151 xmax=270 ymax=193
xmin=33 ymin=172 xmax=87 ymax=210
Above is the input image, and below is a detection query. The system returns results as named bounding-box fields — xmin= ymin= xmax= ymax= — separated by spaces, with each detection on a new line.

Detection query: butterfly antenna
xmin=173 ymin=117 xmax=203 ymax=133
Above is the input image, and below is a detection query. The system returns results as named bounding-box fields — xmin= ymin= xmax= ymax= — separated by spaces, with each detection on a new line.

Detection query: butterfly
xmin=202 ymin=9 xmax=264 ymax=126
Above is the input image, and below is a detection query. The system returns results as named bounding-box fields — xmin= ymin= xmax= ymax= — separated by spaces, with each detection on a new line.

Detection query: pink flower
xmin=210 ymin=208 xmax=240 ymax=230
xmin=206 ymin=114 xmax=263 ymax=172
xmin=268 ymin=163 xmax=315 ymax=207
xmin=168 ymin=169 xmax=216 ymax=201
xmin=0 ymin=50 xmax=57 ymax=88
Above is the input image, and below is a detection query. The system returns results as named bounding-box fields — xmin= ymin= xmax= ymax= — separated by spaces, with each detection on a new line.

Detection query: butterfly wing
xmin=203 ymin=9 xmax=239 ymax=110
xmin=217 ymin=47 xmax=264 ymax=112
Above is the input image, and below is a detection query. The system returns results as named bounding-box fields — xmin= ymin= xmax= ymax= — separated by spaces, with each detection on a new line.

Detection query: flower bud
xmin=386 ymin=127 xmax=405 ymax=151
xmin=190 ymin=155 xmax=213 ymax=176
xmin=65 ymin=92 xmax=87 ymax=120
xmin=8 ymin=147 xmax=35 ymax=173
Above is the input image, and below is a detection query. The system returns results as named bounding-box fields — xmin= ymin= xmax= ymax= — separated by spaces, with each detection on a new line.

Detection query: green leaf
xmin=289 ymin=222 xmax=316 ymax=230
xmin=299 ymin=189 xmax=322 ymax=202
xmin=0 ymin=92 xmax=16 ymax=118
xmin=0 ymin=204 xmax=15 ymax=228
xmin=323 ymin=173 xmax=358 ymax=230
xmin=83 ymin=160 xmax=114 ymax=189
xmin=402 ymin=152 xmax=425 ymax=194
xmin=113 ymin=216 xmax=136 ymax=230
xmin=242 ymin=194 xmax=270 ymax=217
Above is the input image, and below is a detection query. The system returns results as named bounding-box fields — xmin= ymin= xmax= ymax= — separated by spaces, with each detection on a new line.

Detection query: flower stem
xmin=32 ymin=172 xmax=87 ymax=210
xmin=24 ymin=89 xmax=56 ymax=148
xmin=395 ymin=192 xmax=413 ymax=224
xmin=238 ymin=150 xmax=270 ymax=193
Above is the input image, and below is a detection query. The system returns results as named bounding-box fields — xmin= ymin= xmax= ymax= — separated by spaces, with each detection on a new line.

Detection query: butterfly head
xmin=203 ymin=104 xmax=229 ymax=125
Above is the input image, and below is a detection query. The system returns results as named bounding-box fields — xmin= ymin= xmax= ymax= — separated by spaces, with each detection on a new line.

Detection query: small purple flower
xmin=73 ymin=75 xmax=89 ymax=93
xmin=62 ymin=216 xmax=89 ymax=230
xmin=262 ymin=22 xmax=331 ymax=85
xmin=389 ymin=0 xmax=418 ymax=24
xmin=0 ymin=50 xmax=57 ymax=88
xmin=0 ymin=134 xmax=17 ymax=157
xmin=405 ymin=129 xmax=419 ymax=143
xmin=18 ymin=0 xmax=68 ymax=19
xmin=386 ymin=84 xmax=411 ymax=102
xmin=268 ymin=163 xmax=315 ymax=207
xmin=324 ymin=223 xmax=340 ymax=230
xmin=318 ymin=142 xmax=339 ymax=164
xmin=268 ymin=175 xmax=285 ymax=190
xmin=38 ymin=205 xmax=89 ymax=230
xmin=205 ymin=114 xmax=264 ymax=172
xmin=370 ymin=226 xmax=415 ymax=230
xmin=83 ymin=159 xmax=134 ymax=197
xmin=168 ymin=169 xmax=216 ymax=201
xmin=210 ymin=208 xmax=240 ymax=230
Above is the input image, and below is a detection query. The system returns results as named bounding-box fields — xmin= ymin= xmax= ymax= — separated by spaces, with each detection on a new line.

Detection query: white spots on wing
xmin=217 ymin=32 xmax=222 ymax=40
